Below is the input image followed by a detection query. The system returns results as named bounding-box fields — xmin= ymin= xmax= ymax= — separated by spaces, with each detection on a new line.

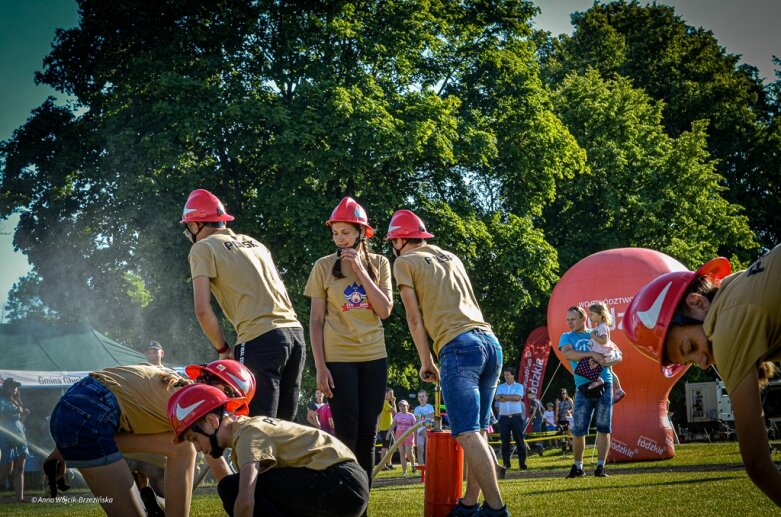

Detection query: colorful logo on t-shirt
xmin=342 ymin=282 xmax=371 ymax=311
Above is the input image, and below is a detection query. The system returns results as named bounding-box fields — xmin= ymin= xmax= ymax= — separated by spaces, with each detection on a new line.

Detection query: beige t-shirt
xmin=230 ymin=416 xmax=357 ymax=474
xmin=90 ymin=365 xmax=187 ymax=434
xmin=705 ymin=244 xmax=781 ymax=393
xmin=304 ymin=253 xmax=390 ymax=362
xmin=393 ymin=244 xmax=491 ymax=355
xmin=188 ymin=229 xmax=301 ymax=344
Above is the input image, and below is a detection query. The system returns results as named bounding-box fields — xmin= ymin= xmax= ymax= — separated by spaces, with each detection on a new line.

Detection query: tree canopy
xmin=0 ymin=0 xmax=774 ymax=392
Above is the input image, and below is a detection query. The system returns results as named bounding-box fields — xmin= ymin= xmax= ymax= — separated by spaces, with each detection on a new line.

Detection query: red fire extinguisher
xmin=423 ymin=383 xmax=464 ymax=517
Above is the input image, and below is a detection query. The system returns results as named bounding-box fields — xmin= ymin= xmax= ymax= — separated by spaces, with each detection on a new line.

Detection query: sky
xmin=0 ymin=0 xmax=779 ymax=321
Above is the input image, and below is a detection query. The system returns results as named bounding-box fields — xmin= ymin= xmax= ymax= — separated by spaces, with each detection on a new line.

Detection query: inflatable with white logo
xmin=547 ymin=248 xmax=689 ymax=461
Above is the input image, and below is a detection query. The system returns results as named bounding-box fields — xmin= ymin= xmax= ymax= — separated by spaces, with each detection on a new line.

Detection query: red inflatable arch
xmin=547 ymin=248 xmax=689 ymax=461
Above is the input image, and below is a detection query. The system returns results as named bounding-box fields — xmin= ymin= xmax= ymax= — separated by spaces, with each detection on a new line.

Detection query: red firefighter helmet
xmin=185 ymin=360 xmax=256 ymax=416
xmin=168 ymin=384 xmax=245 ymax=443
xmin=385 ymin=209 xmax=434 ymax=240
xmin=624 ymin=257 xmax=731 ymax=377
xmin=180 ymin=189 xmax=235 ymax=223
xmin=326 ymin=197 xmax=374 ymax=238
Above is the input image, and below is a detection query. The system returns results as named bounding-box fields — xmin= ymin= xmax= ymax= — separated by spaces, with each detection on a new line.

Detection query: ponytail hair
xmin=331 ymin=226 xmax=378 ymax=284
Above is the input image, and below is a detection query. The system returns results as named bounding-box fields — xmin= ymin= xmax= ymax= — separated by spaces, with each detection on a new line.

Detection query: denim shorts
xmin=50 ymin=376 xmax=123 ymax=468
xmin=439 ymin=329 xmax=503 ymax=437
xmin=572 ymin=383 xmax=613 ymax=436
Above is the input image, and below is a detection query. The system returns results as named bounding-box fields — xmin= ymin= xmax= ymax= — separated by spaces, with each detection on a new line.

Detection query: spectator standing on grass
xmin=377 ymin=387 xmax=397 ymax=470
xmin=388 ymin=400 xmax=417 ymax=476
xmin=495 ymin=367 xmax=527 ymax=470
xmin=388 ymin=209 xmax=507 ymax=516
xmin=182 ymin=188 xmax=305 ymax=420
xmin=317 ymin=402 xmax=335 ymax=436
xmin=0 ymin=378 xmax=29 ymax=502
xmin=559 ymin=306 xmax=614 ymax=478
xmin=544 ymin=402 xmax=556 ymax=431
xmin=413 ymin=389 xmax=435 ymax=464
xmin=306 ymin=389 xmax=326 ymax=428
xmin=527 ymin=388 xmax=545 ymax=454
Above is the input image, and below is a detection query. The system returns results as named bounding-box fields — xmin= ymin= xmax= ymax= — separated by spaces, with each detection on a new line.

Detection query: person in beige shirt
xmin=387 ymin=209 xmax=507 ymax=516
xmin=305 ymin=196 xmax=393 ymax=483
xmin=181 ymin=189 xmax=305 ymax=420
xmin=625 ymin=245 xmax=781 ymax=508
xmin=45 ymin=361 xmax=255 ymax=516
xmin=170 ymin=384 xmax=369 ymax=517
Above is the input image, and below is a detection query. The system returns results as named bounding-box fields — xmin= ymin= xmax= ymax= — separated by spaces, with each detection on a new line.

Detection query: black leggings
xmin=326 ymin=358 xmax=388 ymax=481
xmin=217 ymin=462 xmax=369 ymax=517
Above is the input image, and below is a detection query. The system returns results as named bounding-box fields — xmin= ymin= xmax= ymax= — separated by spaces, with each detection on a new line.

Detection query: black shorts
xmin=376 ymin=430 xmax=392 ymax=448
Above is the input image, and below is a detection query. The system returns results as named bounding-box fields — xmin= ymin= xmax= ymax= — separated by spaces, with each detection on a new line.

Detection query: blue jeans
xmin=50 ymin=376 xmax=123 ymax=468
xmin=572 ymin=383 xmax=613 ymax=437
xmin=236 ymin=327 xmax=306 ymax=420
xmin=439 ymin=329 xmax=503 ymax=437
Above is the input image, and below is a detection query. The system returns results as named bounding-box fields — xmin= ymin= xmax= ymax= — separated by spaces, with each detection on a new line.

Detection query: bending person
xmin=624 ymin=246 xmax=781 ymax=507
xmin=169 ymin=384 xmax=369 ymax=517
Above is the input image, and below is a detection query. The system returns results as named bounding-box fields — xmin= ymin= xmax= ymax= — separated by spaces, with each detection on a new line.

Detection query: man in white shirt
xmin=495 ymin=367 xmax=527 ymax=470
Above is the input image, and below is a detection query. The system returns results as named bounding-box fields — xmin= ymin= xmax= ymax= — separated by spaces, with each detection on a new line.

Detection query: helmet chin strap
xmin=184 ymin=223 xmax=205 ymax=245
xmin=193 ymin=420 xmax=225 ymax=459
xmin=391 ymin=239 xmax=407 ymax=257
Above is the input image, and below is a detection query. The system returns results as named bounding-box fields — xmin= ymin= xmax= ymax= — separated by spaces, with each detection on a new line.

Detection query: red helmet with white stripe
xmin=326 ymin=197 xmax=374 ymax=238
xmin=181 ymin=189 xmax=234 ymax=223
xmin=624 ymin=257 xmax=731 ymax=377
xmin=168 ymin=384 xmax=245 ymax=443
xmin=185 ymin=360 xmax=256 ymax=416
xmin=385 ymin=210 xmax=434 ymax=240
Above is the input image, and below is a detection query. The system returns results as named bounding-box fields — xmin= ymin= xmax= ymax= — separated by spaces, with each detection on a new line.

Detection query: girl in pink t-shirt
xmin=387 ymin=400 xmax=417 ymax=475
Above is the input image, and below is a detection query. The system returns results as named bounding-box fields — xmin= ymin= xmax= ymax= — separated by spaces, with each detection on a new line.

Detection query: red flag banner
xmin=517 ymin=326 xmax=551 ymax=399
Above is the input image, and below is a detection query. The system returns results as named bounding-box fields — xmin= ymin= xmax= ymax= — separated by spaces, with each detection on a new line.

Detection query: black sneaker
xmin=594 ymin=465 xmax=608 ymax=477
xmin=476 ymin=502 xmax=510 ymax=516
xmin=565 ymin=464 xmax=586 ymax=478
xmin=447 ymin=499 xmax=480 ymax=517
xmin=140 ymin=486 xmax=165 ymax=517
xmin=495 ymin=463 xmax=507 ymax=480
xmin=519 ymin=464 xmax=528 ymax=470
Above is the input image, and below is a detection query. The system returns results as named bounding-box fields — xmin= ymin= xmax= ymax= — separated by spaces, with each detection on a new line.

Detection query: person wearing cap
xmin=181 ymin=189 xmax=305 ymax=421
xmin=144 ymin=341 xmax=165 ymax=367
xmin=0 ymin=378 xmax=29 ymax=502
xmin=624 ymin=246 xmax=781 ymax=507
xmin=387 ymin=209 xmax=508 ymax=517
xmin=169 ymin=383 xmax=369 ymax=516
xmin=305 ymin=196 xmax=392 ymax=483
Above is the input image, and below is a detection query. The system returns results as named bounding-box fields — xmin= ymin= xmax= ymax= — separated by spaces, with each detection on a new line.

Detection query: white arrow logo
xmin=637 ymin=281 xmax=673 ymax=329
xmin=182 ymin=207 xmax=197 ymax=215
xmin=388 ymin=225 xmax=401 ymax=233
xmin=226 ymin=372 xmax=251 ymax=395
xmin=176 ymin=399 xmax=205 ymax=421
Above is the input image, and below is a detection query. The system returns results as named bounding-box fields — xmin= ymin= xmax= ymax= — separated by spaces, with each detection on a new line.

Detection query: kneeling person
xmin=169 ymin=384 xmax=369 ymax=517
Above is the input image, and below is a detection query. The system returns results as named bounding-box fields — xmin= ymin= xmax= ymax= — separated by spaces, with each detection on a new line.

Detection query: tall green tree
xmin=1 ymin=1 xmax=576 ymax=384
xmin=544 ymin=69 xmax=756 ymax=270
xmin=541 ymin=0 xmax=777 ymax=255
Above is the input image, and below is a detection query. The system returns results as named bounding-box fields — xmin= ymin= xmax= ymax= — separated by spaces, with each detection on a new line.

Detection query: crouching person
xmin=168 ymin=384 xmax=369 ymax=517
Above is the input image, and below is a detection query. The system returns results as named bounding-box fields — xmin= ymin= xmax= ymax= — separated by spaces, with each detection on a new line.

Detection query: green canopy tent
xmin=0 ymin=322 xmax=146 ymax=387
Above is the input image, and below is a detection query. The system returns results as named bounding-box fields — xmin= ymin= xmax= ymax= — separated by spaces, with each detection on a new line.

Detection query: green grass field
xmin=1 ymin=443 xmax=778 ymax=516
